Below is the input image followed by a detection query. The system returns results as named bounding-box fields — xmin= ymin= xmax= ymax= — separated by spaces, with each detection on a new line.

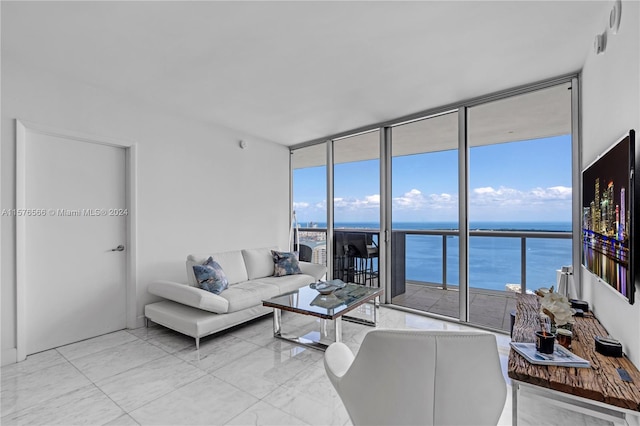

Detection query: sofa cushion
xmin=271 ymin=250 xmax=302 ymax=277
xmin=220 ymin=281 xmax=281 ymax=313
xmin=145 ymin=300 xmax=272 ymax=340
xmin=148 ymin=280 xmax=229 ymax=314
xmin=254 ymin=274 xmax=316 ymax=295
xmin=193 ymin=257 xmax=229 ymax=295
xmin=298 ymin=261 xmax=327 ymax=281
xmin=242 ymin=248 xmax=277 ymax=280
xmin=187 ymin=251 xmax=249 ymax=285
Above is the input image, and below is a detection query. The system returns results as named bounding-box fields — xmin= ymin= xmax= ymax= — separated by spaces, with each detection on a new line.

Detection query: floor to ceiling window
xmin=467 ymin=83 xmax=573 ymax=330
xmin=290 ymin=77 xmax=576 ymax=332
xmin=332 ymin=130 xmax=380 ymax=286
xmin=390 ymin=112 xmax=460 ymax=319
xmin=291 ymin=143 xmax=327 ymax=265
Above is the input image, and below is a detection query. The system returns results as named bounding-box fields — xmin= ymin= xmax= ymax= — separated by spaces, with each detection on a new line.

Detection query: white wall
xmin=1 ymin=58 xmax=291 ymax=365
xmin=581 ymin=0 xmax=640 ymax=366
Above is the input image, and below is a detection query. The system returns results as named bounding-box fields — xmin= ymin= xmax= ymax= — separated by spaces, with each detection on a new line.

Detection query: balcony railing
xmin=296 ymin=227 xmax=572 ymax=297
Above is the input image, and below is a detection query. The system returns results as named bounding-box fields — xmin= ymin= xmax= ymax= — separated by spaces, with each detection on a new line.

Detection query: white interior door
xmin=23 ymin=131 xmax=127 ymax=355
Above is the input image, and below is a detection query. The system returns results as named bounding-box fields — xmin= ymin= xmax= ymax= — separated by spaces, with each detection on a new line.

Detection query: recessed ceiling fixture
xmin=594 ymin=0 xmax=622 ymax=55
xmin=609 ymin=0 xmax=622 ymax=34
xmin=239 ymin=140 xmax=247 ymax=149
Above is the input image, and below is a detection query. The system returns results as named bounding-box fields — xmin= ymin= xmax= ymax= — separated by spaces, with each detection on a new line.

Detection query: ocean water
xmin=301 ymin=221 xmax=573 ymax=292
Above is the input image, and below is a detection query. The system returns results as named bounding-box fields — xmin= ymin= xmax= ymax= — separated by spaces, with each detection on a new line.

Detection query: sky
xmin=293 ymin=135 xmax=573 ymax=224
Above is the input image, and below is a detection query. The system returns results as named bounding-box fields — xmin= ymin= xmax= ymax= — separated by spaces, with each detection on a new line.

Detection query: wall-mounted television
xmin=582 ymin=129 xmax=636 ymax=304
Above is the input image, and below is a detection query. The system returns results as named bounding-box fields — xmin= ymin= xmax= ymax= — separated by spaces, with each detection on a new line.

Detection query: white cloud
xmin=333 ymin=194 xmax=380 ymax=211
xmin=393 ymin=189 xmax=457 ymax=211
xmin=474 ymin=187 xmax=496 ymax=194
xmin=545 ymin=186 xmax=572 ymax=199
xmin=427 ymin=193 xmax=456 ymax=210
xmin=394 ymin=188 xmax=426 ymax=209
xmin=471 ymin=185 xmax=572 ymax=207
xmin=334 ymin=197 xmax=348 ymax=208
xmin=294 ymin=185 xmax=572 ymax=221
xmin=365 ymin=194 xmax=380 ymax=204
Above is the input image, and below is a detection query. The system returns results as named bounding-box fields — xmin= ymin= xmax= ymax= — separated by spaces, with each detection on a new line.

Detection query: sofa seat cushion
xmin=255 ymin=274 xmax=316 ymax=294
xmin=220 ymin=281 xmax=281 ymax=313
xmin=145 ymin=300 xmax=272 ymax=340
xmin=187 ymin=251 xmax=248 ymax=286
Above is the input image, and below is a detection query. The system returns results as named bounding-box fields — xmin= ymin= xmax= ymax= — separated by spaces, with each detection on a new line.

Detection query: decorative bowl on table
xmin=311 ymin=281 xmax=336 ymax=295
xmin=311 ymin=279 xmax=346 ymax=295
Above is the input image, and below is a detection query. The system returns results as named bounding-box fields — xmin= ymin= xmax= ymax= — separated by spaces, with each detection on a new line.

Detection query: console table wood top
xmin=508 ymin=294 xmax=640 ymax=412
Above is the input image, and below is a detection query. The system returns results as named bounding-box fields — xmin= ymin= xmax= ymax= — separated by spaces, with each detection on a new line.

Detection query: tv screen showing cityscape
xmin=582 ymin=130 xmax=635 ymax=303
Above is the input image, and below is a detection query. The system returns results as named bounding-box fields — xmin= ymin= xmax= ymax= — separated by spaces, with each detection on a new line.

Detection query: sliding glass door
xmin=332 ymin=130 xmax=380 ymax=286
xmin=390 ymin=112 xmax=460 ymax=319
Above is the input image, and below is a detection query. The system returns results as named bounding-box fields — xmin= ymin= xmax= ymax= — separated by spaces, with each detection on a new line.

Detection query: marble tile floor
xmin=1 ymin=306 xmax=612 ymax=426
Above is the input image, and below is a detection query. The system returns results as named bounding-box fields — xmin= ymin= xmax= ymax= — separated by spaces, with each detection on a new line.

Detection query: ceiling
xmin=2 ymin=1 xmax=607 ymax=146
xmin=292 ymin=82 xmax=573 ymax=168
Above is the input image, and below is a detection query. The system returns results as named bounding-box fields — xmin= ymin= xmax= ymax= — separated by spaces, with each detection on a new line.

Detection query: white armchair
xmin=324 ymin=329 xmax=506 ymax=426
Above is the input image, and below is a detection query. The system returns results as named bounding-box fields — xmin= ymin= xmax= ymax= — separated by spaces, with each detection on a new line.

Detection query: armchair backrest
xmin=326 ymin=329 xmax=506 ymax=426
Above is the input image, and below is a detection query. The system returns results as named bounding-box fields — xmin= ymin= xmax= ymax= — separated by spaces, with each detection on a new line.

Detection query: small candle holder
xmin=535 ymin=330 xmax=556 ymax=354
xmin=556 ymin=328 xmax=573 ymax=350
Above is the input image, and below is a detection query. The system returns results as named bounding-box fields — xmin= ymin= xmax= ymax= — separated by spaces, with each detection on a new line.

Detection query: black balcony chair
xmin=333 ymin=233 xmax=355 ymax=282
xmin=345 ymin=232 xmax=378 ymax=286
xmin=294 ymin=243 xmax=313 ymax=262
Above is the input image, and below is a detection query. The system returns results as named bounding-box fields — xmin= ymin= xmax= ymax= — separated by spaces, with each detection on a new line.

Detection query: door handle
xmin=111 ymin=245 xmax=125 ymax=252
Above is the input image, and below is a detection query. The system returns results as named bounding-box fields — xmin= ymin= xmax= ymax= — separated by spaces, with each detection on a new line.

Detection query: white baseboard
xmin=2 ymin=347 xmax=17 ymax=366
xmin=132 ymin=314 xmax=146 ymax=329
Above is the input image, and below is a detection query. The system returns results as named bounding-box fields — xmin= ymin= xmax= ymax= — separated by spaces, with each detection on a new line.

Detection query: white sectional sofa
xmin=145 ymin=247 xmax=326 ymax=348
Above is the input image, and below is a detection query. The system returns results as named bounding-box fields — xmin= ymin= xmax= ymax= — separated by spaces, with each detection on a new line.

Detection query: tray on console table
xmin=508 ymin=294 xmax=640 ymax=412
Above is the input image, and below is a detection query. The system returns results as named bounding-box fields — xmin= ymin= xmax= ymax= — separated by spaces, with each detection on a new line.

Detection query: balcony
xmin=393 ymin=282 xmax=518 ymax=330
xmin=297 ymin=226 xmax=572 ymax=332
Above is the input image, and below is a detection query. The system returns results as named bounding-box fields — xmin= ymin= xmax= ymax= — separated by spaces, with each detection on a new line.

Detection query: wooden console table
xmin=509 ymin=294 xmax=640 ymax=425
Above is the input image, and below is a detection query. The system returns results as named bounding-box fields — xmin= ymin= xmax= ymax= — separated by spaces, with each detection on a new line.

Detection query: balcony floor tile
xmin=392 ymin=283 xmax=520 ymax=332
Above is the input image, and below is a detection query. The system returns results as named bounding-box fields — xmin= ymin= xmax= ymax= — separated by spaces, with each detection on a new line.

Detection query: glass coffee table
xmin=262 ymin=282 xmax=383 ymax=351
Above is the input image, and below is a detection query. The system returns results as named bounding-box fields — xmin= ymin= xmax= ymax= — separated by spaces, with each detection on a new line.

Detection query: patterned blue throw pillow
xmin=271 ymin=250 xmax=302 ymax=277
xmin=193 ymin=257 xmax=229 ymax=294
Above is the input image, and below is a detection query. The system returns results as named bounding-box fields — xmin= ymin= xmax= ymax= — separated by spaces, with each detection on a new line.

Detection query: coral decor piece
xmin=535 ymin=286 xmax=575 ymax=327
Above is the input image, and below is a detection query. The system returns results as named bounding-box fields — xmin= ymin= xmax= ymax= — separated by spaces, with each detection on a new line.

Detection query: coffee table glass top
xmin=263 ymin=283 xmax=383 ymax=320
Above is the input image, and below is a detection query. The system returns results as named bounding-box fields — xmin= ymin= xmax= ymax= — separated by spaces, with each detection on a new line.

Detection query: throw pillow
xmin=193 ymin=257 xmax=229 ymax=295
xmin=271 ymin=250 xmax=302 ymax=277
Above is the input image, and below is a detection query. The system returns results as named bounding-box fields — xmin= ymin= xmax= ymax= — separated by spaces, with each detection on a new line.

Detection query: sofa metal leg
xmin=195 ymin=337 xmax=200 ymax=350
xmin=144 ymin=317 xmax=149 ymax=328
